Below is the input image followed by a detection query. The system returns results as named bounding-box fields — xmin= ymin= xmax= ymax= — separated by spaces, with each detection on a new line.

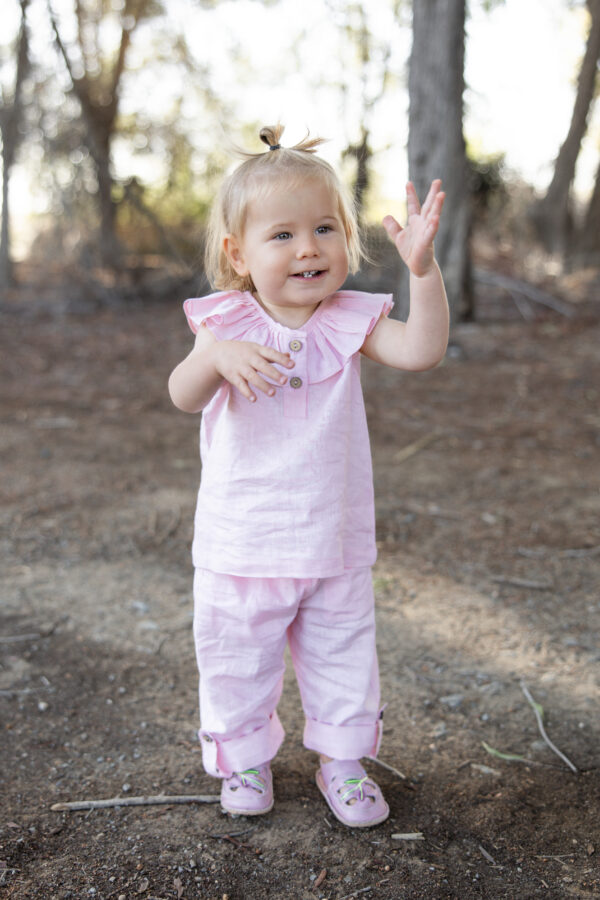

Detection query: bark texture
xmin=48 ymin=0 xmax=154 ymax=268
xmin=0 ymin=0 xmax=30 ymax=289
xmin=407 ymin=0 xmax=472 ymax=322
xmin=578 ymin=158 xmax=600 ymax=256
xmin=532 ymin=0 xmax=600 ymax=255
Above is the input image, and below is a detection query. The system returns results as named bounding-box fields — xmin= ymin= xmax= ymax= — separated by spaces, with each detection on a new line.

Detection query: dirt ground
xmin=1 ymin=264 xmax=599 ymax=900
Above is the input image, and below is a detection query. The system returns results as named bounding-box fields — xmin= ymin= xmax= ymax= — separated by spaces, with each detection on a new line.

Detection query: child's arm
xmin=168 ymin=326 xmax=295 ymax=413
xmin=361 ymin=180 xmax=449 ymax=372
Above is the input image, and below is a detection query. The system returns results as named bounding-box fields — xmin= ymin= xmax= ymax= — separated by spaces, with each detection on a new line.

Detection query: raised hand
xmin=382 ymin=180 xmax=445 ymax=278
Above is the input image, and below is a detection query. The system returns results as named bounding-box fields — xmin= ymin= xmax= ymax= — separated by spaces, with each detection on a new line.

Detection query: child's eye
xmin=316 ymin=225 xmax=332 ymax=235
xmin=274 ymin=231 xmax=292 ymax=241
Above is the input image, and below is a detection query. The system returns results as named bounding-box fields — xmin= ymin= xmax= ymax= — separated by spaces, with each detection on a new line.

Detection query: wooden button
xmin=289 ymin=377 xmax=303 ymax=389
xmin=289 ymin=339 xmax=303 ymax=352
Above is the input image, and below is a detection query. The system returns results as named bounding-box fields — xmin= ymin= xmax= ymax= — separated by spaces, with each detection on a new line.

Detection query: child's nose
xmin=296 ymin=233 xmax=319 ymax=258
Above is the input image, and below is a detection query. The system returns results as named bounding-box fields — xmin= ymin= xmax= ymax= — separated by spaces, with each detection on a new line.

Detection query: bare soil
xmin=1 ymin=267 xmax=599 ymax=899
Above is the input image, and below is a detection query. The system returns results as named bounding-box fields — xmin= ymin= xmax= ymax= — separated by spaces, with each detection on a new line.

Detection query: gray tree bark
xmin=406 ymin=0 xmax=472 ymax=322
xmin=531 ymin=0 xmax=600 ymax=255
xmin=48 ymin=0 xmax=154 ymax=268
xmin=577 ymin=156 xmax=600 ymax=257
xmin=0 ymin=0 xmax=30 ymax=290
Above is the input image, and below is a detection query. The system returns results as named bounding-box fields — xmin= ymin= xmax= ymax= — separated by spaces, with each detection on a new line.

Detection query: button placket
xmin=284 ymin=333 xmax=307 ymax=418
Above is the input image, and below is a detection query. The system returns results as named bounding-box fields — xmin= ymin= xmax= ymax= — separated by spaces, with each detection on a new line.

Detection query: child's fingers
xmin=405 ymin=182 xmax=421 ymax=218
xmin=235 ymin=365 xmax=277 ymax=401
xmin=247 ymin=372 xmax=277 ymax=397
xmin=421 ymin=179 xmax=443 ymax=218
xmin=233 ymin=374 xmax=257 ymax=403
xmin=382 ymin=215 xmax=402 ymax=241
xmin=255 ymin=359 xmax=289 ymax=387
xmin=433 ymin=190 xmax=445 ymax=218
xmin=259 ymin=346 xmax=295 ymax=369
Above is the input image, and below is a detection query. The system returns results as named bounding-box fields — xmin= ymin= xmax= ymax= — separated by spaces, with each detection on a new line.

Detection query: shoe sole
xmin=220 ymin=799 xmax=274 ymax=816
xmin=316 ymin=770 xmax=389 ymax=828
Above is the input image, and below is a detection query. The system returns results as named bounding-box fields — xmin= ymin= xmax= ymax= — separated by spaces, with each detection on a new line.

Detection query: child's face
xmin=224 ymin=178 xmax=349 ymax=325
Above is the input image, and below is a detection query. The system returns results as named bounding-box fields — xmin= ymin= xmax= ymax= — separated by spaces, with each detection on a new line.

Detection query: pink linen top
xmin=183 ymin=289 xmax=393 ymax=578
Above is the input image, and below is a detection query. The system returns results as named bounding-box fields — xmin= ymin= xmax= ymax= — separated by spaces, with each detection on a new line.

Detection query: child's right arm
xmin=168 ymin=326 xmax=295 ymax=413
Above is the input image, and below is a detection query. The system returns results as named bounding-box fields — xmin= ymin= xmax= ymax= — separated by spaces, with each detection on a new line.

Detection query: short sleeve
xmin=309 ymin=291 xmax=394 ymax=383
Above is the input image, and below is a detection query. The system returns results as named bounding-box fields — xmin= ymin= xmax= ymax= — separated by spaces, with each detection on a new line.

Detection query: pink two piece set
xmin=184 ymin=288 xmax=393 ymax=778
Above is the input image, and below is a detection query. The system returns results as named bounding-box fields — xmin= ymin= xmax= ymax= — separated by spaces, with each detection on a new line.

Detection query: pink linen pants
xmin=193 ymin=567 xmax=383 ymax=778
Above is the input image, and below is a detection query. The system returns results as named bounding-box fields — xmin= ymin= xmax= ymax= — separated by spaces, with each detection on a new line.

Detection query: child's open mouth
xmin=293 ymin=270 xmax=324 ymax=279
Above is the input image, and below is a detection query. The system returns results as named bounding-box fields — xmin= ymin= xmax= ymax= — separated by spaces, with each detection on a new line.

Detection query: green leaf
xmin=481 ymin=741 xmax=526 ymax=762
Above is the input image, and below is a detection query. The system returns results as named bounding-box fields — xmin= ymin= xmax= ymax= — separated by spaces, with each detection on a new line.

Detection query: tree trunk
xmin=353 ymin=129 xmax=372 ymax=217
xmin=87 ymin=123 xmax=121 ymax=268
xmin=576 ymin=156 xmax=600 ymax=258
xmin=0 ymin=0 xmax=30 ymax=291
xmin=0 ymin=151 xmax=12 ymax=288
xmin=531 ymin=0 xmax=600 ymax=255
xmin=48 ymin=0 xmax=148 ymax=270
xmin=407 ymin=0 xmax=472 ymax=322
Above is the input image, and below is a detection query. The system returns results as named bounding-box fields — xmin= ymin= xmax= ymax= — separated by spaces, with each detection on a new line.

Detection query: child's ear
xmin=223 ymin=234 xmax=249 ymax=276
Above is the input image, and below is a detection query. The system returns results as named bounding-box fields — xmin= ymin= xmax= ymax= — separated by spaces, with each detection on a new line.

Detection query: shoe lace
xmin=237 ymin=768 xmax=266 ymax=792
xmin=340 ymin=775 xmax=369 ymax=802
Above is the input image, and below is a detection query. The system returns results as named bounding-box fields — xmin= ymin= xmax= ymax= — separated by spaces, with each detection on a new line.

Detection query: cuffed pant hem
xmin=303 ymin=708 xmax=384 ymax=761
xmin=199 ymin=711 xmax=285 ymax=778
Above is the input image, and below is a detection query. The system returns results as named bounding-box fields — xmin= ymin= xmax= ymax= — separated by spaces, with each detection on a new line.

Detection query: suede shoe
xmin=220 ymin=764 xmax=273 ymax=816
xmin=316 ymin=759 xmax=389 ymax=827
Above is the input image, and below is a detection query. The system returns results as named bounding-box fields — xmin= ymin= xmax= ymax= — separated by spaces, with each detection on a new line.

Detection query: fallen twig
xmin=491 ymin=576 xmax=553 ymax=590
xmin=474 ymin=269 xmax=575 ymax=317
xmin=313 ymin=868 xmax=327 ymax=889
xmin=209 ymin=832 xmax=259 ymax=853
xmin=481 ymin=741 xmax=535 ymax=765
xmin=51 ymin=793 xmax=220 ymax=812
xmin=368 ymin=757 xmax=407 ymax=781
xmin=209 ymin=828 xmax=255 ymax=839
xmin=391 ymin=832 xmax=424 ymax=841
xmin=394 ymin=432 xmax=445 ymax=464
xmin=518 ymin=545 xmax=600 ymax=559
xmin=478 ymin=844 xmax=498 ymax=865
xmin=338 ymin=887 xmax=374 ymax=900
xmin=560 ymin=545 xmax=600 ymax=558
xmin=520 ymin=682 xmax=579 ymax=774
xmin=0 ymin=618 xmax=66 ymax=644
xmin=0 ymin=633 xmax=42 ymax=644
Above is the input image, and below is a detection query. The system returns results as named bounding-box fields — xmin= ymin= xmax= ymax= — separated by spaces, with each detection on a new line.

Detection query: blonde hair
xmin=205 ymin=124 xmax=363 ymax=292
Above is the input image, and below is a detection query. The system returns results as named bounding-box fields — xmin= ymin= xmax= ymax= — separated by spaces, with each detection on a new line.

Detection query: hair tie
xmin=269 ymin=143 xmax=281 ymax=151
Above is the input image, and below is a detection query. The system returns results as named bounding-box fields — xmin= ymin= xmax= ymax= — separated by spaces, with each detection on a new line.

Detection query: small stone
xmin=38 ymin=701 xmax=49 ymax=712
xmin=122 ymin=784 xmax=131 ymax=793
xmin=440 ymin=693 xmax=464 ymax=709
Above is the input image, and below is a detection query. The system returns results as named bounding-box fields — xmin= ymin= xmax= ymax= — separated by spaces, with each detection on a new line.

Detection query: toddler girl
xmin=168 ymin=124 xmax=449 ymax=827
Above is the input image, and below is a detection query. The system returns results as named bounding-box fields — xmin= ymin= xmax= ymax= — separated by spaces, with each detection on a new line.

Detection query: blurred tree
xmin=0 ymin=0 xmax=31 ymax=289
xmin=335 ymin=1 xmax=399 ymax=217
xmin=408 ymin=0 xmax=472 ymax=321
xmin=47 ymin=0 xmax=165 ymax=267
xmin=578 ymin=155 xmax=600 ymax=255
xmin=531 ymin=0 xmax=600 ymax=255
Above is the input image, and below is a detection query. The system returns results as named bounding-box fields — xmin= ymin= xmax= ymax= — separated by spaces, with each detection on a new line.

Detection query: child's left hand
xmin=383 ymin=180 xmax=445 ymax=278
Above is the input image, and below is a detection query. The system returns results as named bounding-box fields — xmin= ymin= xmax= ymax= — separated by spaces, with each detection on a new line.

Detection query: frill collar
xmin=183 ymin=290 xmax=393 ymax=384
